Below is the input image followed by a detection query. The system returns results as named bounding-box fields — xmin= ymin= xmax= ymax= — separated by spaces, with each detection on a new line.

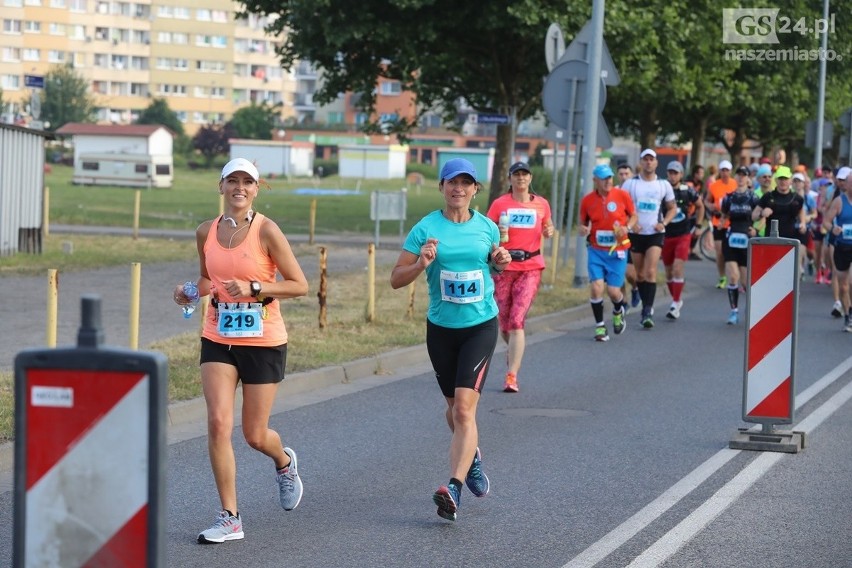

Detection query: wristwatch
xmin=250 ymin=281 xmax=262 ymax=298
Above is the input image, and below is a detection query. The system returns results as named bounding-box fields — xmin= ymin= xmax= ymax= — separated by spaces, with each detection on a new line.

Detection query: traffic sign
xmin=545 ymin=23 xmax=565 ymax=72
xmin=542 ymin=59 xmax=606 ymax=131
xmin=24 ymin=74 xmax=44 ymax=89
xmin=558 ymin=20 xmax=620 ymax=86
xmin=472 ymin=113 xmax=511 ymax=125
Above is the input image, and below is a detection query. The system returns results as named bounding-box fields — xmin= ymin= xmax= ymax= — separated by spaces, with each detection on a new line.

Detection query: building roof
xmin=55 ymin=123 xmax=174 ymax=137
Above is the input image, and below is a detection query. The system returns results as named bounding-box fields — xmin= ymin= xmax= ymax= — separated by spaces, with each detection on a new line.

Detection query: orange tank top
xmin=201 ymin=213 xmax=288 ymax=346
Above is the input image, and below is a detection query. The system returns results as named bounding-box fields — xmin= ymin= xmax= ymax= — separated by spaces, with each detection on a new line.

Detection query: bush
xmin=406 ymin=162 xmax=437 ymax=179
xmin=314 ymin=158 xmax=338 ymax=177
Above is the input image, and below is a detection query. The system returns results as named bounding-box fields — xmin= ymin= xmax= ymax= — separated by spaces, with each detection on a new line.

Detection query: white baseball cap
xmin=836 ymin=166 xmax=851 ymax=181
xmin=221 ymin=158 xmax=259 ymax=182
xmin=640 ymin=148 xmax=657 ymax=159
xmin=719 ymin=160 xmax=733 ymax=171
xmin=792 ymin=172 xmax=806 ymax=181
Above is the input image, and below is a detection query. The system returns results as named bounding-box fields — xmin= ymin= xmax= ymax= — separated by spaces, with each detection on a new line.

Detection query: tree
xmin=136 ymin=98 xmax=185 ymax=137
xmin=238 ymin=0 xmax=587 ymax=204
xmin=228 ymin=101 xmax=280 ymax=139
xmin=40 ymin=64 xmax=94 ymax=131
xmin=192 ymin=123 xmax=235 ymax=166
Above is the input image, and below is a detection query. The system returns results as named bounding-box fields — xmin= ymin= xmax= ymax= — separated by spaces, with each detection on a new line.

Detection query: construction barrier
xmin=14 ymin=295 xmax=168 ymax=567
xmin=730 ymin=225 xmax=804 ymax=453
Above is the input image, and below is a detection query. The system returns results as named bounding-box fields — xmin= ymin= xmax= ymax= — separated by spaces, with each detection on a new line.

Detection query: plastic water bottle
xmin=498 ymin=211 xmax=510 ymax=243
xmin=181 ymin=281 xmax=200 ymax=319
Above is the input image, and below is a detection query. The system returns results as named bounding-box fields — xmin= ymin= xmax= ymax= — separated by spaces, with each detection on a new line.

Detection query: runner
xmin=577 ymin=164 xmax=637 ymax=341
xmin=622 ymin=148 xmax=676 ymax=328
xmin=704 ymin=160 xmax=737 ymax=289
xmin=821 ymin=166 xmax=852 ymax=331
xmin=390 ymin=158 xmax=509 ymax=521
xmin=662 ymin=161 xmax=704 ymax=320
xmin=617 ymin=162 xmax=640 ymax=308
xmin=486 ymin=161 xmax=554 ymax=393
xmin=721 ymin=166 xmax=760 ymax=325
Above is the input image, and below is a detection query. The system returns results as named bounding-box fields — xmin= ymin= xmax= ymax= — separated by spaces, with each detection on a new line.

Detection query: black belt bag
xmin=508 ymin=249 xmax=541 ymax=262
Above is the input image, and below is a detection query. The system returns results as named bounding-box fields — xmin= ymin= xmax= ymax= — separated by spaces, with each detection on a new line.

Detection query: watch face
xmin=251 ymin=282 xmax=261 ymax=294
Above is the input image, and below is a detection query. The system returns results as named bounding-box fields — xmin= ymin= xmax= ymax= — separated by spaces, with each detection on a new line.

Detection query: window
xmin=1 ymin=75 xmax=20 ymax=89
xmin=157 ymin=5 xmax=173 ymax=17
xmin=69 ymin=0 xmax=85 ymax=12
xmin=22 ymin=48 xmax=39 ymax=61
xmin=4 ymin=0 xmax=23 ymax=7
xmin=3 ymin=19 xmax=22 ymax=33
xmin=172 ymin=33 xmax=188 ymax=45
xmin=211 ymin=10 xmax=228 ymax=23
xmin=155 ymin=164 xmax=171 ymax=176
xmin=196 ymin=8 xmax=210 ymax=21
xmin=24 ymin=21 xmax=41 ymax=33
xmin=2 ymin=47 xmax=20 ymax=61
xmin=156 ymin=32 xmax=171 ymax=44
xmin=135 ymin=164 xmax=148 ymax=174
xmin=48 ymin=23 xmax=66 ymax=35
xmin=155 ymin=57 xmax=170 ymax=69
xmin=48 ymin=50 xmax=65 ymax=63
xmin=82 ymin=161 xmax=100 ymax=171
xmin=50 ymin=0 xmax=66 ymax=7
xmin=327 ymin=112 xmax=344 ymax=124
xmin=380 ymin=81 xmax=401 ymax=96
xmin=173 ymin=6 xmax=189 ymax=19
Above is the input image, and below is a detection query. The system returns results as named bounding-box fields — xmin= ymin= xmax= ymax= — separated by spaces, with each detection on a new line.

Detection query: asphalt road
xmin=3 ymin=253 xmax=852 ymax=567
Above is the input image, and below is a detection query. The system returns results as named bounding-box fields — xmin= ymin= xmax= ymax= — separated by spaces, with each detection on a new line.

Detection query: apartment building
xmin=0 ymin=0 xmax=322 ymax=135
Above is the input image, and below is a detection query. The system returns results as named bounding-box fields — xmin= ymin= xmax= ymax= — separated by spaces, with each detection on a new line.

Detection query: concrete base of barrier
xmin=729 ymin=428 xmax=806 ymax=453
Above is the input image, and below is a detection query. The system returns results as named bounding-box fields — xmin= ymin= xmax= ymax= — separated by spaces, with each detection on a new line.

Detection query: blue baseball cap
xmin=440 ymin=158 xmax=478 ymax=182
xmin=593 ymin=164 xmax=614 ymax=179
xmin=756 ymin=165 xmax=773 ymax=178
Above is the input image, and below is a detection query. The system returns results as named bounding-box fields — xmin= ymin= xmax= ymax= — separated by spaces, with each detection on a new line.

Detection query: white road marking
xmin=563 ymin=354 xmax=852 ymax=568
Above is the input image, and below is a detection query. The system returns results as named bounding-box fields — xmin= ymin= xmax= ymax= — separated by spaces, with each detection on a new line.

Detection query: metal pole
xmin=563 ymin=130 xmax=584 ymax=269
xmin=573 ymin=0 xmax=605 ymax=286
xmin=550 ymin=135 xmax=561 ymax=228
xmin=813 ymin=0 xmax=829 ymax=170
xmin=556 ymin=78 xmax=578 ymax=236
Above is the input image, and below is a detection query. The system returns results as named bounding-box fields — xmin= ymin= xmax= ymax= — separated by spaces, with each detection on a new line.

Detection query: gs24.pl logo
xmin=722 ymin=8 xmax=836 ymax=44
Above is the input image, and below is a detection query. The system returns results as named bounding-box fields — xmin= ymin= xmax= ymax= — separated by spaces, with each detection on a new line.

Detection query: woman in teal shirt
xmin=391 ymin=158 xmax=511 ymax=521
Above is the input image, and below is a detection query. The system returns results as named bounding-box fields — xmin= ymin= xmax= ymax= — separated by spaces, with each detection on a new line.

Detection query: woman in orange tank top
xmin=173 ymin=158 xmax=308 ymax=544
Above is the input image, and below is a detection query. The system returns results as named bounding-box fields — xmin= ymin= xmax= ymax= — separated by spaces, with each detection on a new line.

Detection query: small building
xmin=0 ymin=123 xmax=50 ymax=256
xmin=436 ymin=147 xmax=495 ymax=182
xmin=55 ymin=123 xmax=174 ymax=188
xmin=229 ymin=138 xmax=315 ymax=178
xmin=338 ymin=144 xmax=407 ymax=179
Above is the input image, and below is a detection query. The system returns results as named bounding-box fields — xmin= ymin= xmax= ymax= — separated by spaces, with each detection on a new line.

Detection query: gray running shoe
xmin=197 ymin=511 xmax=244 ymax=544
xmin=277 ymin=446 xmax=303 ymax=511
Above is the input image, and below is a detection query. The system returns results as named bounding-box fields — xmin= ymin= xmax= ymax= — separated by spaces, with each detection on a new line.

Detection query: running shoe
xmin=503 ymin=372 xmax=519 ymax=393
xmin=433 ymin=484 xmax=460 ymax=521
xmin=277 ymin=447 xmax=303 ymax=511
xmin=807 ymin=260 xmax=815 ymax=276
xmin=727 ymin=310 xmax=738 ymax=325
xmin=688 ymin=252 xmax=702 ymax=261
xmin=594 ymin=324 xmax=609 ymax=342
xmin=831 ymin=300 xmax=843 ymax=318
xmin=612 ymin=309 xmax=626 ymax=335
xmin=666 ymin=301 xmax=682 ymax=320
xmin=630 ymin=287 xmax=641 ymax=308
xmin=197 ymin=511 xmax=244 ymax=544
xmin=844 ymin=316 xmax=852 ymax=333
xmin=716 ymin=276 xmax=727 ymax=289
xmin=641 ymin=308 xmax=654 ymax=329
xmin=465 ymin=447 xmax=490 ymax=497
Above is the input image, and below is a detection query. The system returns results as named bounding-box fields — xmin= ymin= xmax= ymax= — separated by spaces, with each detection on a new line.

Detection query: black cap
xmin=509 ymin=161 xmax=531 ymax=175
xmin=735 ymin=166 xmax=750 ymax=175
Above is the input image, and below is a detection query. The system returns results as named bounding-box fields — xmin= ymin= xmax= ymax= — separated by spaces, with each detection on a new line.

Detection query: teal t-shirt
xmin=403 ymin=209 xmax=499 ymax=328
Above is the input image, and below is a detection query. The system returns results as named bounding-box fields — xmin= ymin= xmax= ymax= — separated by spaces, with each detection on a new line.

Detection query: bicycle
xmin=691 ymin=223 xmax=716 ymax=262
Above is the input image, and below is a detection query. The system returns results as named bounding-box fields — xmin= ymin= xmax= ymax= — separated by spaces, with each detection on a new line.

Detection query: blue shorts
xmin=587 ymin=246 xmax=628 ymax=287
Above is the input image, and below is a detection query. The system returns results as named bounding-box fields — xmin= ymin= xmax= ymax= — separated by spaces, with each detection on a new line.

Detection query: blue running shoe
xmin=465 ymin=448 xmax=490 ymax=497
xmin=433 ymin=484 xmax=460 ymax=521
xmin=727 ymin=309 xmax=738 ymax=325
xmin=630 ymin=287 xmax=641 ymax=308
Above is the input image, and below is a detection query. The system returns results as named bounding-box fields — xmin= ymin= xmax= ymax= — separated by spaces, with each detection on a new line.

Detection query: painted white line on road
xmin=563 ymin=354 xmax=852 ymax=568
xmin=626 ymin=374 xmax=852 ymax=568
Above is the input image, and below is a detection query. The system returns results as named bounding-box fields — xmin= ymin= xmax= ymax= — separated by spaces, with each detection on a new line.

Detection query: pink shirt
xmin=486 ymin=192 xmax=551 ymax=271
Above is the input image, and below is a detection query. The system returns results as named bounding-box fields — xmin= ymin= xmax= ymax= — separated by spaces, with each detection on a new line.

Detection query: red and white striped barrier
xmin=743 ymin=239 xmax=799 ymax=424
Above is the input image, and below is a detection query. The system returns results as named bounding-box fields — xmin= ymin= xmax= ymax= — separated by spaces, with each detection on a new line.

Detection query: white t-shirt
xmin=623 ymin=175 xmax=675 ymax=235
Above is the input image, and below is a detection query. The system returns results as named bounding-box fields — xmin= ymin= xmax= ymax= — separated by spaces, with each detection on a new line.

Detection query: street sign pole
xmin=574 ymin=0 xmax=606 ymax=287
xmin=563 ymin=129 xmax=584 ymax=269
xmin=556 ymin=78 xmax=578 ymax=237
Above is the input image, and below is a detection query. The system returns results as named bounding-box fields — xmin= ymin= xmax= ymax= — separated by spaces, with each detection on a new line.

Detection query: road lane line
xmin=563 ymin=354 xmax=852 ymax=568
xmin=626 ymin=375 xmax=852 ymax=567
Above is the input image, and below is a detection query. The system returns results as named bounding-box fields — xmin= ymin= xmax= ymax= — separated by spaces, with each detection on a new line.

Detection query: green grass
xmin=45 ymin=164 xmax=447 ymax=235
